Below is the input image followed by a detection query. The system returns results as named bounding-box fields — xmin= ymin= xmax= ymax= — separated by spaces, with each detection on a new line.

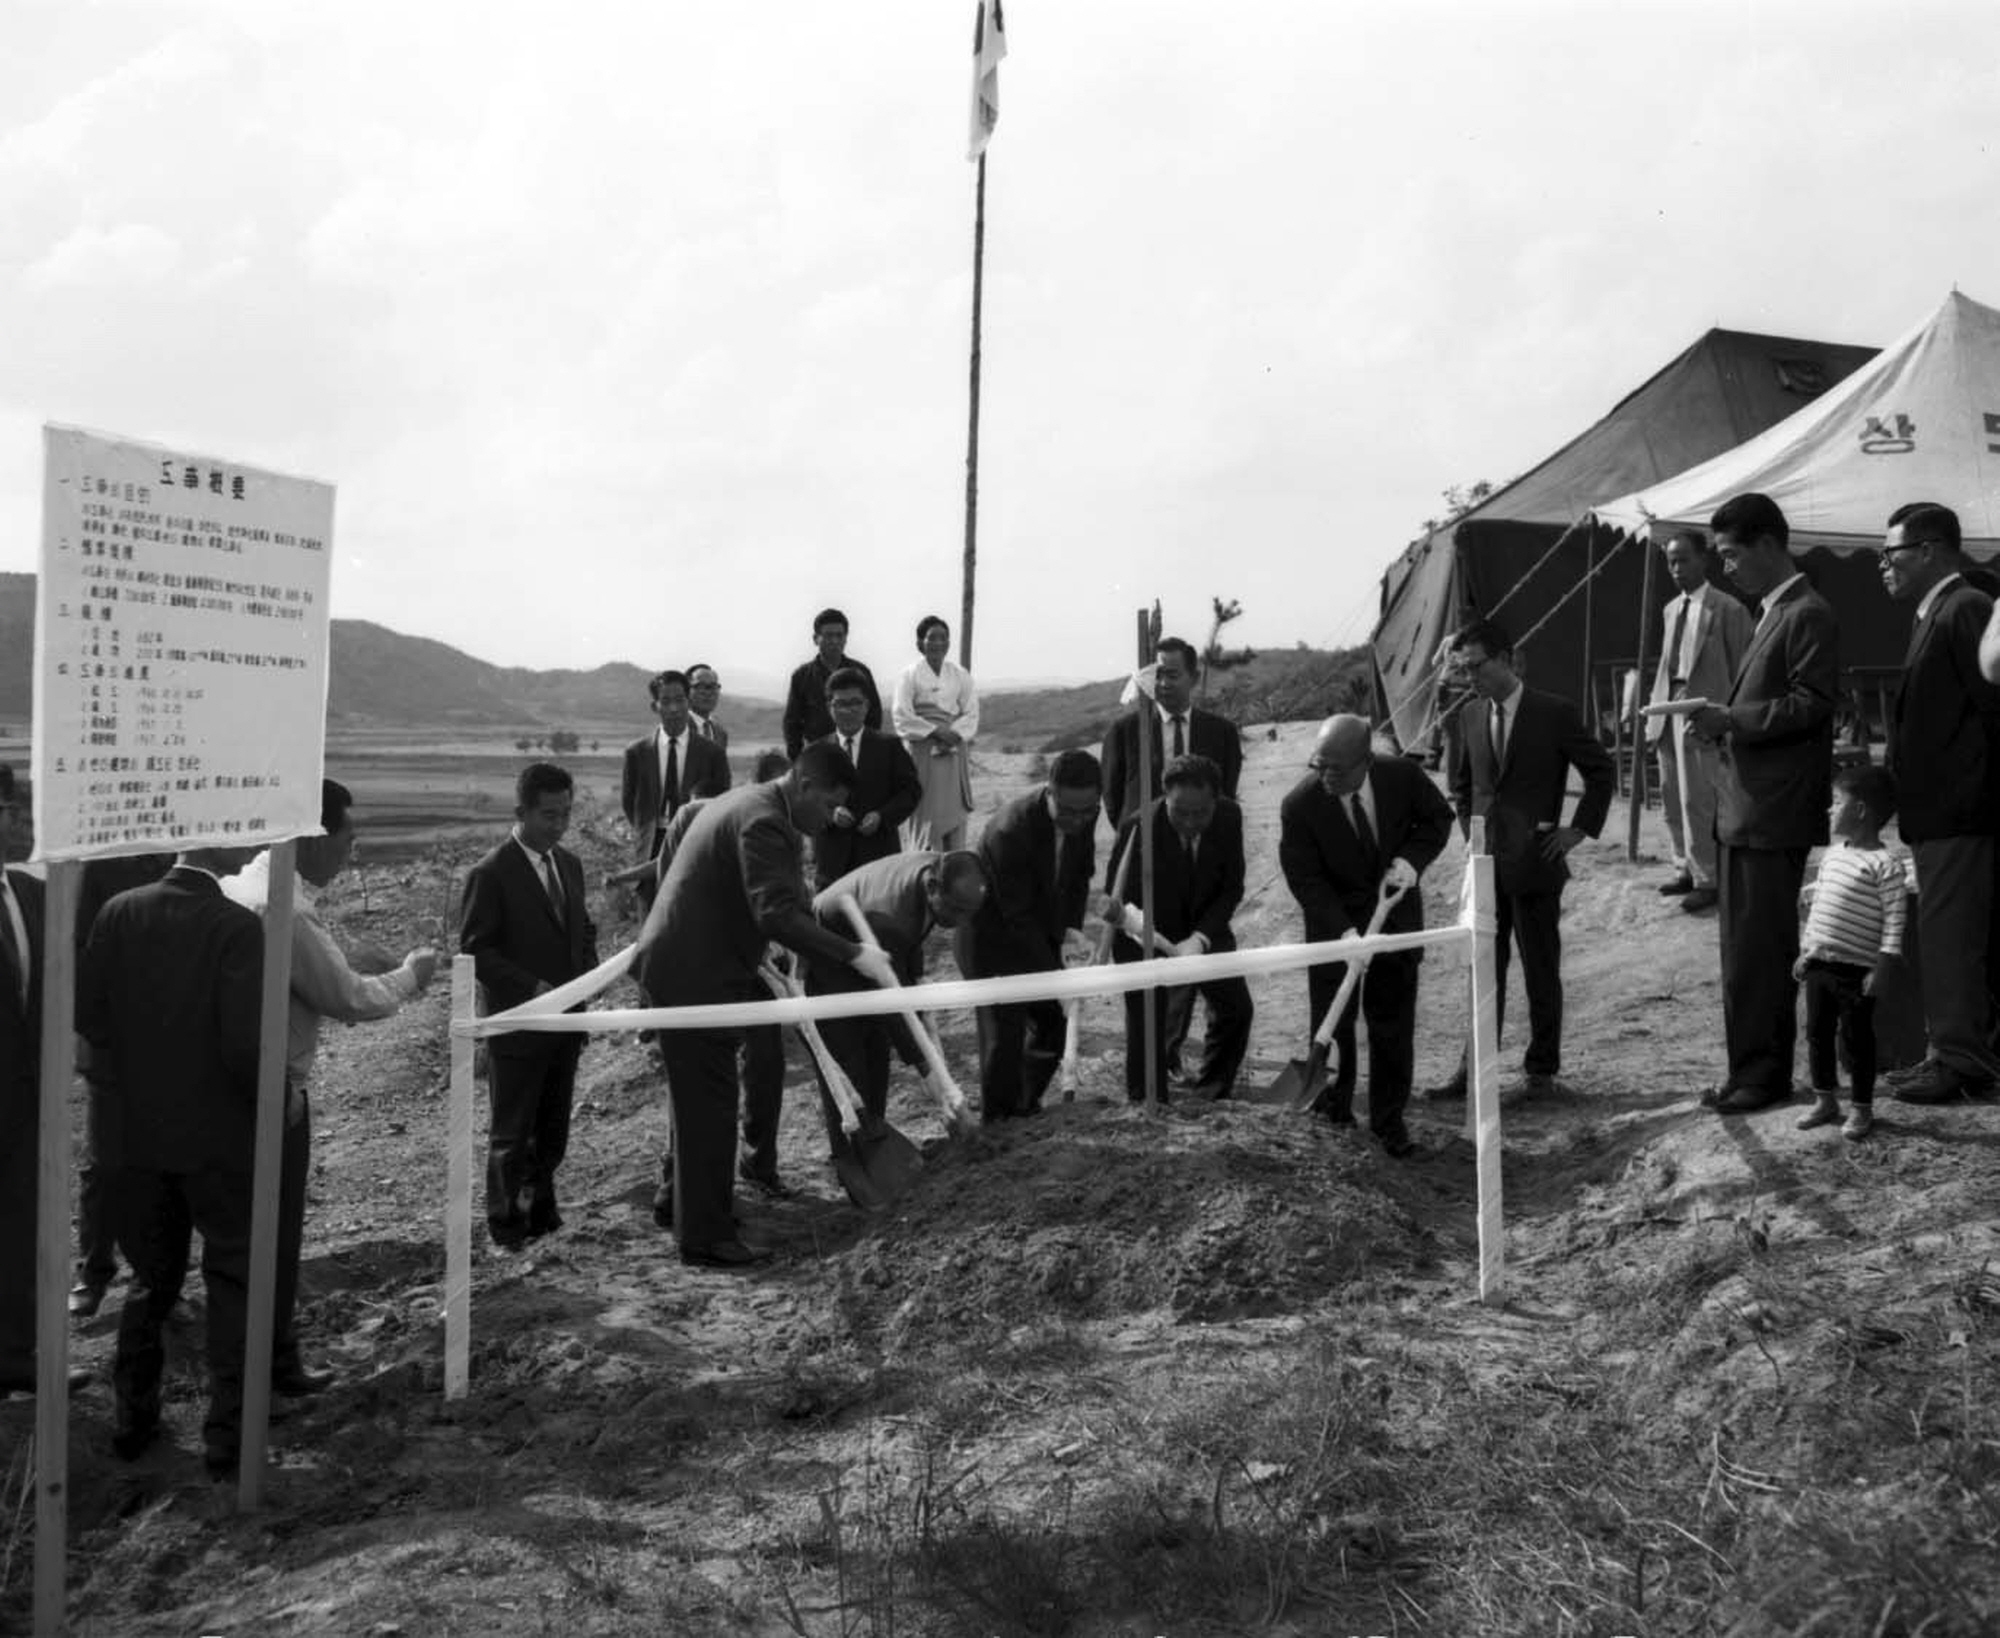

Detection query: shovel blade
xmin=1246 ymin=1043 xmax=1331 ymax=1108
xmin=832 ymin=1152 xmax=890 ymax=1212
xmin=849 ymin=1120 xmax=925 ymax=1205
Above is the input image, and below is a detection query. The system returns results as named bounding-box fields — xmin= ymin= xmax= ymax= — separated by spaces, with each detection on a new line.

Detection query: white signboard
xmin=33 ymin=424 xmax=335 ymax=861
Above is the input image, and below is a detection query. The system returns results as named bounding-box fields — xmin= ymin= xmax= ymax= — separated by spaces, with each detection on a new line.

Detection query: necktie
xmin=844 ymin=735 xmax=857 ymax=766
xmin=1170 ymin=714 xmax=1186 ymax=758
xmin=1491 ymin=699 xmax=1507 ymax=763
xmin=663 ymin=735 xmax=680 ymax=815
xmin=1346 ymin=792 xmax=1378 ymax=863
xmin=1667 ymin=596 xmax=1691 ymax=684
xmin=539 ymin=851 xmax=566 ymax=924
xmin=0 ymin=876 xmax=25 ymax=1009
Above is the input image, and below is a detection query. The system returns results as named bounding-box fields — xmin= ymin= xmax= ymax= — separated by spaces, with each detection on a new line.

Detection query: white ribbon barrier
xmin=463 ymin=925 xmax=1470 ymax=1039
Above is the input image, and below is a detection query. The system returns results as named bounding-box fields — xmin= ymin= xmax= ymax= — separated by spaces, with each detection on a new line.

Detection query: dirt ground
xmin=5 ymin=725 xmax=1998 ymax=1636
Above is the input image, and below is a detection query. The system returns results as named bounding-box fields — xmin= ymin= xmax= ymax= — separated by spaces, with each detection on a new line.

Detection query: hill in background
xmin=0 ymin=572 xmax=1371 ymax=746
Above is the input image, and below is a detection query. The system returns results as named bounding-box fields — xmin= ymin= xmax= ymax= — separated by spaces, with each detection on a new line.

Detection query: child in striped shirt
xmin=1793 ymin=764 xmax=1906 ymax=1140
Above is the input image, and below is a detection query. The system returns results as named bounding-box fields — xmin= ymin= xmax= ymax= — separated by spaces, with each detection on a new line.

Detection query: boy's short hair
xmin=516 ymin=762 xmax=574 ymax=808
xmin=1835 ymin=762 xmax=1897 ymax=822
xmin=825 ymin=666 xmax=869 ymax=700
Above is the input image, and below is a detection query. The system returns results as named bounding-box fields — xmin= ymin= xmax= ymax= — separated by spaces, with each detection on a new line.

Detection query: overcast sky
xmin=4 ymin=1 xmax=1997 ymax=697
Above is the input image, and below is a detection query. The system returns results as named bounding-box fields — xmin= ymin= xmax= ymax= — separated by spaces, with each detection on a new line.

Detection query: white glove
xmin=850 ymin=946 xmax=898 ymax=990
xmin=1061 ymin=927 xmax=1094 ymax=963
xmin=1384 ymin=858 xmax=1419 ymax=892
xmin=1170 ymin=934 xmax=1207 ymax=959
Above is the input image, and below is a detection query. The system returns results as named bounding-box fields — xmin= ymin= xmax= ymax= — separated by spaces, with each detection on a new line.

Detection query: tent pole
xmin=1580 ymin=527 xmax=1595 ymax=711
xmin=1626 ymin=528 xmax=1657 ymax=862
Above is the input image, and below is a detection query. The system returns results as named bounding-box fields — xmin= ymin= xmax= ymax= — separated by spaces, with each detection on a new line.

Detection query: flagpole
xmin=960 ymin=150 xmax=986 ymax=672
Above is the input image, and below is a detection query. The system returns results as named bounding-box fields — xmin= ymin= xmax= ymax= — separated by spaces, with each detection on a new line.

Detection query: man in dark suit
xmin=460 ymin=763 xmax=600 ymax=1248
xmin=1100 ymin=637 xmax=1243 ymax=829
xmin=783 ymin=608 xmax=883 ymax=760
xmin=1647 ymin=530 xmax=1756 ymax=912
xmin=0 ymin=767 xmax=49 ymax=1394
xmin=808 ymin=849 xmax=986 ymax=1160
xmin=635 ymin=740 xmax=895 ymax=1266
xmin=813 ymin=666 xmax=921 ymax=890
xmin=1106 ymin=754 xmax=1254 ymax=1101
xmin=620 ymin=669 xmax=731 ymax=872
xmin=956 ymin=749 xmax=1103 ymax=1121
xmin=1279 ymin=715 xmax=1453 ymax=1156
xmin=1688 ymin=492 xmax=1839 ymax=1114
xmin=686 ymin=662 xmax=730 ymax=750
xmin=77 ymin=842 xmax=263 ymax=1479
xmin=1876 ymin=502 xmax=2000 ymax=1104
xmin=1438 ymin=618 xmax=1614 ymax=1098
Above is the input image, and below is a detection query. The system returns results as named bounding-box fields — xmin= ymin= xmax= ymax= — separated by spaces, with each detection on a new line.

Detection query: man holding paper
xmin=1646 ymin=530 xmax=1755 ymax=913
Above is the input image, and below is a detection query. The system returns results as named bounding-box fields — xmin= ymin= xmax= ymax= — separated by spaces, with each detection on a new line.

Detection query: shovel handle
xmin=1308 ymin=877 xmax=1407 ymax=1048
xmin=760 ymin=962 xmax=863 ymax=1134
xmin=832 ymin=896 xmax=968 ymax=1121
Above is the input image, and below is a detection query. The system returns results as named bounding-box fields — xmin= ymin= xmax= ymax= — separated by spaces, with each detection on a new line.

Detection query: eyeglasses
xmin=1878 ymin=541 xmax=1937 ymax=560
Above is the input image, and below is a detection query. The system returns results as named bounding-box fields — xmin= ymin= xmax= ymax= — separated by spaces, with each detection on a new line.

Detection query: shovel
xmin=759 ymin=963 xmax=922 ymax=1210
xmin=832 ymin=894 xmax=977 ymax=1138
xmin=1250 ymin=878 xmax=1406 ymax=1110
xmin=1058 ymin=839 xmax=1139 ymax=1099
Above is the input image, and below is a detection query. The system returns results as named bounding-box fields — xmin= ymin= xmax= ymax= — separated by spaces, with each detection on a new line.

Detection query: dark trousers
xmin=76 ymin=1079 xmax=120 ymax=1291
xmin=973 ymin=998 xmax=1065 ymax=1120
xmin=1308 ymin=950 xmax=1420 ymax=1134
xmin=274 ymin=1087 xmax=311 ymax=1371
xmin=1911 ymin=836 xmax=2000 ymax=1079
xmin=1493 ymin=890 xmax=1564 ymax=1075
xmin=736 ymin=1025 xmax=786 ymax=1177
xmin=1803 ymin=959 xmax=1876 ymax=1101
xmin=485 ymin=1034 xmax=583 ymax=1242
xmin=1718 ymin=842 xmax=1809 ymax=1093
xmin=661 ymin=1027 xmax=742 ymax=1250
xmin=113 ymin=1166 xmax=252 ymax=1466
xmin=0 ymin=1088 xmax=34 ymax=1380
xmin=1121 ymin=971 xmax=1254 ymax=1101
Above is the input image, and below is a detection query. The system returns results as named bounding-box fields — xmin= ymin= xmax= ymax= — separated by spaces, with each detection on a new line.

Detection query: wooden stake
xmin=32 ymin=861 xmax=78 ymax=1638
xmin=1461 ymin=821 xmax=1505 ymax=1303
xmin=238 ymin=840 xmax=296 ymax=1509
xmin=445 ymin=954 xmax=474 ymax=1401
xmin=1134 ymin=610 xmax=1160 ymax=1108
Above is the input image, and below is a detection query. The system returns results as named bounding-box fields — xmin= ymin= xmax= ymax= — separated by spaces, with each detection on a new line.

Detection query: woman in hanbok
xmin=892 ymin=614 xmax=979 ymax=850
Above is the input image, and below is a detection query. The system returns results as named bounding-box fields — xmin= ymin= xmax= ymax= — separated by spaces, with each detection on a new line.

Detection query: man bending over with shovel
xmin=1277 ymin=715 xmax=1453 ymax=1158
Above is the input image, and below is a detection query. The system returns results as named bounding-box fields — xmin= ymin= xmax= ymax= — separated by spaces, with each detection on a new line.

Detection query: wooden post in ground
xmin=444 ymin=954 xmax=475 ymax=1401
xmin=1625 ymin=528 xmax=1658 ymax=862
xmin=1133 ymin=609 xmax=1160 ymax=1108
xmin=1461 ymin=818 xmax=1505 ymax=1303
xmin=238 ymin=840 xmax=297 ymax=1509
xmin=32 ymin=861 xmax=78 ymax=1638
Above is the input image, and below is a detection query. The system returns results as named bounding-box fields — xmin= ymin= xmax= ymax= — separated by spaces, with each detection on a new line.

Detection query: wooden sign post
xmin=1133 ymin=609 xmax=1160 ymax=1108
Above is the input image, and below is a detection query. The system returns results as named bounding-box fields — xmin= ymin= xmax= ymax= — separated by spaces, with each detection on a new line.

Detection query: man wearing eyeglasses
xmin=1278 ymin=715 xmax=1453 ymax=1156
xmin=1875 ymin=502 xmax=2000 ymax=1105
xmin=955 ymin=749 xmax=1102 ymax=1121
xmin=685 ymin=664 xmax=729 ymax=751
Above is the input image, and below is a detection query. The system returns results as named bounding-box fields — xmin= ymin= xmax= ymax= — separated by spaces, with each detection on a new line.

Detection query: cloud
xmin=21 ymin=221 xmax=181 ymax=288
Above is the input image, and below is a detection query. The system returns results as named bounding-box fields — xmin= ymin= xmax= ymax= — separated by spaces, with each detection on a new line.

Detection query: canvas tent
xmin=1595 ymin=291 xmax=2000 ymax=617
xmin=1373 ymin=327 xmax=1877 ymax=752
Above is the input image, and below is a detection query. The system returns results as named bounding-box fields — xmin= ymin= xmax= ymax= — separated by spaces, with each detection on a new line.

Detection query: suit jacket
xmin=1278 ymin=757 xmax=1453 ymax=943
xmin=813 ymin=851 xmax=945 ymax=982
xmin=1891 ymin=575 xmax=2000 ymax=841
xmin=1101 ymin=704 xmax=1243 ymax=829
xmin=1715 ymin=577 xmax=1839 ymax=850
xmin=1646 ymin=585 xmax=1756 ymax=744
xmin=75 ymin=867 xmax=264 ymax=1173
xmin=0 ymin=869 xmax=45 ymax=1128
xmin=635 ymin=781 xmax=858 ymax=1007
xmin=621 ymin=730 xmax=732 ymax=860
xmin=783 ymin=655 xmax=883 ymax=759
xmin=1108 ymin=798 xmax=1246 ymax=955
xmin=691 ymin=715 xmax=730 ymax=752
xmin=811 ymin=727 xmax=921 ymax=887
xmin=1449 ymin=686 xmax=1615 ymax=896
xmin=459 ymin=836 xmax=599 ymax=1050
xmin=961 ymin=789 xmax=1095 ymax=977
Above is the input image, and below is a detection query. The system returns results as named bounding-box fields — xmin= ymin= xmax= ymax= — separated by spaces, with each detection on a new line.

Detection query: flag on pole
xmin=968 ymin=0 xmax=1007 ymax=162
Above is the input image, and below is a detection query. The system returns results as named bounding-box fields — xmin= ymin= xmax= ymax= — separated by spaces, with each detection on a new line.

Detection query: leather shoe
xmin=68 ymin=1282 xmax=107 ymax=1319
xmin=1892 ymin=1064 xmax=1995 ymax=1105
xmin=1680 ymin=888 xmax=1719 ymax=913
xmin=1423 ymin=1075 xmax=1468 ymax=1102
xmin=736 ymin=1159 xmax=793 ymax=1199
xmin=1656 ymin=874 xmax=1695 ymax=896
xmin=680 ymin=1239 xmax=770 ymax=1269
xmin=111 ymin=1424 xmax=159 ymax=1462
xmin=1714 ymin=1084 xmax=1791 ymax=1114
xmin=1519 ymin=1072 xmax=1561 ymax=1098
xmin=1375 ymin=1127 xmax=1418 ymax=1159
xmin=272 ymin=1362 xmax=334 ymax=1397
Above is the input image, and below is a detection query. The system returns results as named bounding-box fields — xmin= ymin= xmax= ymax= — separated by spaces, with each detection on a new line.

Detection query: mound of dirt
xmin=832 ymin=1100 xmax=1435 ymax=1354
